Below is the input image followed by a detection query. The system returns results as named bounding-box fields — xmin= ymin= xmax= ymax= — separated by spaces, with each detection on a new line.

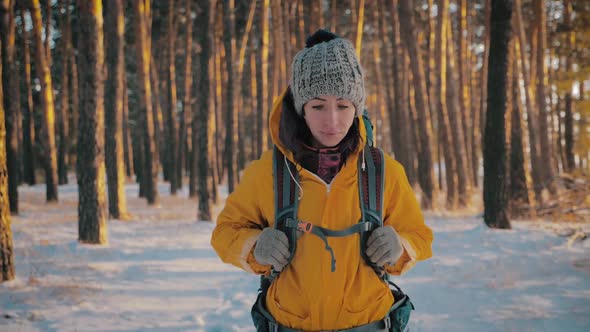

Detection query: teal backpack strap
xmin=264 ymin=146 xmax=299 ymax=283
xmin=362 ymin=109 xmax=374 ymax=147
xmin=358 ymin=145 xmax=386 ymax=278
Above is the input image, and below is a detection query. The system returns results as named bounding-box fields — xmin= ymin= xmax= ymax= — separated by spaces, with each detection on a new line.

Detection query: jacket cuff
xmin=385 ymin=235 xmax=417 ymax=275
xmin=242 ymin=233 xmax=272 ymax=274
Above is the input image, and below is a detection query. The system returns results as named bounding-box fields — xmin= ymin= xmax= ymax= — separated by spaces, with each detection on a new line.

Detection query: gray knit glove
xmin=253 ymin=228 xmax=290 ymax=271
xmin=366 ymin=226 xmax=404 ymax=267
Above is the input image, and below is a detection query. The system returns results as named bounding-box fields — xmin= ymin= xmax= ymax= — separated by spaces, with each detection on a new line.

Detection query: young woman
xmin=211 ymin=30 xmax=433 ymax=331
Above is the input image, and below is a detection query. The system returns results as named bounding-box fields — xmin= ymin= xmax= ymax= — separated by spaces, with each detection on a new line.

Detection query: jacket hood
xmin=269 ymin=88 xmax=368 ymax=164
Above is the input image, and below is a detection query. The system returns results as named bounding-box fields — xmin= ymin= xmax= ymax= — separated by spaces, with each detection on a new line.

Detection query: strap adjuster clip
xmin=383 ymin=315 xmax=391 ymax=329
xmin=297 ymin=221 xmax=313 ymax=233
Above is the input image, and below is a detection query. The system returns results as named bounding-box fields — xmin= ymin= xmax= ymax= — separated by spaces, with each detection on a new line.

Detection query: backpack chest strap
xmin=283 ymin=218 xmax=376 ymax=272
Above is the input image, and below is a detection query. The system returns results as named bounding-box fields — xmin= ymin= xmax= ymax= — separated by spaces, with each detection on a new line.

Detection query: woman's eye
xmin=312 ymin=105 xmax=324 ymax=110
xmin=338 ymin=105 xmax=350 ymax=110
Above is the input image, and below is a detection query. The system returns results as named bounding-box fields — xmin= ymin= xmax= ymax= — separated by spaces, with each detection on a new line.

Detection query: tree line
xmin=1 ymin=0 xmax=589 ymax=282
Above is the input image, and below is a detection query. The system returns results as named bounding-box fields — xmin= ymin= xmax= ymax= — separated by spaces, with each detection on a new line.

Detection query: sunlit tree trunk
xmin=509 ymin=44 xmax=532 ymax=218
xmin=354 ymin=0 xmax=365 ymax=57
xmin=484 ymin=0 xmax=511 ymax=229
xmin=29 ymin=0 xmax=58 ymax=202
xmin=166 ymin=0 xmax=179 ymax=194
xmin=436 ymin=0 xmax=457 ymax=209
xmin=77 ymin=0 xmax=108 ymax=244
xmin=470 ymin=4 xmax=480 ymax=188
xmin=258 ymin=0 xmax=269 ymax=154
xmin=446 ymin=19 xmax=470 ymax=207
xmin=19 ymin=9 xmax=36 ymax=185
xmin=458 ymin=0 xmax=473 ymax=187
xmin=0 ymin=21 xmax=14 ymax=281
xmin=0 ymin=0 xmax=19 ymax=213
xmin=134 ymin=0 xmax=159 ymax=205
xmin=104 ymin=0 xmax=129 ymax=220
xmin=399 ymin=0 xmax=435 ymax=209
xmin=514 ymin=0 xmax=542 ymax=203
xmin=480 ymin=0 xmax=491 ymax=152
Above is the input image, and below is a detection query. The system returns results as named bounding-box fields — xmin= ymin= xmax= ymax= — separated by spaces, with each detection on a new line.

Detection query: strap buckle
xmin=268 ymin=321 xmax=278 ymax=332
xmin=383 ymin=315 xmax=391 ymax=330
xmin=297 ymin=221 xmax=314 ymax=233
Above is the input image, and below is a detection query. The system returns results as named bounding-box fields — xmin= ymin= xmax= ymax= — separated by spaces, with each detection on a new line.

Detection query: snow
xmin=1 ymin=181 xmax=589 ymax=331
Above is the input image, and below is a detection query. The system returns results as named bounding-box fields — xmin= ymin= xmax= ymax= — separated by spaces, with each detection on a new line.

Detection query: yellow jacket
xmin=211 ymin=91 xmax=433 ymax=331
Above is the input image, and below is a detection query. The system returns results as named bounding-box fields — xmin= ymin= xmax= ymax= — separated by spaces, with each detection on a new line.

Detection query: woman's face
xmin=303 ymin=95 xmax=356 ymax=148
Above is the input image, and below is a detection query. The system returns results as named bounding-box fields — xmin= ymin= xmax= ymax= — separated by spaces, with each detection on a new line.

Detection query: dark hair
xmin=279 ymin=87 xmax=361 ymax=166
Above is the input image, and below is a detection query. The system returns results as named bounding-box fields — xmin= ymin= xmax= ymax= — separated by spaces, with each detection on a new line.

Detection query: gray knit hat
xmin=290 ymin=37 xmax=366 ymax=117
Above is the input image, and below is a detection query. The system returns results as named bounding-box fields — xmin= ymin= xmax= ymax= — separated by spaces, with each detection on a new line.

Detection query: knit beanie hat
xmin=290 ymin=30 xmax=366 ymax=117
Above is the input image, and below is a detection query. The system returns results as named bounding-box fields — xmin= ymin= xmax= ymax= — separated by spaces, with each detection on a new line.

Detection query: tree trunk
xmin=483 ymin=0 xmax=511 ymax=229
xmin=178 ymin=0 xmax=193 ymax=191
xmin=510 ymin=49 xmax=534 ymax=219
xmin=104 ymin=0 xmax=129 ymax=220
xmin=0 ymin=17 xmax=14 ymax=281
xmin=458 ymin=0 xmax=473 ymax=188
xmin=0 ymin=0 xmax=19 ymax=213
xmin=222 ymin=0 xmax=237 ymax=193
xmin=480 ymin=0 xmax=491 ymax=151
xmin=122 ymin=72 xmax=133 ymax=178
xmin=69 ymin=24 xmax=79 ymax=165
xmin=563 ymin=0 xmax=575 ymax=173
xmin=514 ymin=0 xmax=542 ymax=203
xmin=166 ymin=0 xmax=179 ymax=194
xmin=534 ymin=0 xmax=554 ymax=189
xmin=436 ymin=0 xmax=457 ymax=209
xmin=470 ymin=4 xmax=480 ymax=188
xmin=77 ymin=0 xmax=108 ymax=244
xmin=19 ymin=9 xmax=36 ymax=185
xmin=398 ymin=0 xmax=435 ymax=209
xmin=354 ymin=0 xmax=365 ymax=57
xmin=446 ymin=18 xmax=470 ymax=207
xmin=30 ymin=0 xmax=58 ymax=202
xmin=258 ymin=0 xmax=269 ymax=155
xmin=197 ymin=0 xmax=211 ymax=221
xmin=134 ymin=0 xmax=158 ymax=205
xmin=387 ymin=0 xmax=413 ymax=182
xmin=57 ymin=0 xmax=70 ymax=185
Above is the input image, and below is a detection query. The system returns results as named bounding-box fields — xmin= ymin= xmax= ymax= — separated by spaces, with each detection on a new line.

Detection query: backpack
xmin=251 ymin=111 xmax=414 ymax=332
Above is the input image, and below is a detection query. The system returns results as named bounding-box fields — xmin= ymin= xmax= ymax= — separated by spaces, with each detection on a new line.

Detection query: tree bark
xmin=178 ymin=0 xmax=193 ymax=191
xmin=222 ymin=0 xmax=237 ymax=193
xmin=458 ymin=0 xmax=473 ymax=187
xmin=0 ymin=17 xmax=14 ymax=281
xmin=77 ymin=0 xmax=108 ymax=244
xmin=19 ymin=9 xmax=36 ymax=185
xmin=514 ymin=0 xmax=542 ymax=203
xmin=446 ymin=18 xmax=470 ymax=207
xmin=166 ymin=0 xmax=179 ymax=194
xmin=134 ymin=0 xmax=158 ymax=205
xmin=29 ymin=0 xmax=59 ymax=202
xmin=398 ymin=0 xmax=435 ymax=209
xmin=196 ymin=0 xmax=211 ymax=221
xmin=0 ymin=0 xmax=19 ymax=213
xmin=57 ymin=0 xmax=70 ymax=185
xmin=436 ymin=0 xmax=457 ymax=209
xmin=483 ymin=0 xmax=512 ymax=229
xmin=104 ymin=0 xmax=129 ymax=219
xmin=509 ymin=46 xmax=532 ymax=218
xmin=258 ymin=0 xmax=269 ymax=155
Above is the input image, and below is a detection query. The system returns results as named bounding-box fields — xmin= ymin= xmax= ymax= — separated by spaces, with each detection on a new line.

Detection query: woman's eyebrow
xmin=312 ymin=97 xmax=327 ymax=101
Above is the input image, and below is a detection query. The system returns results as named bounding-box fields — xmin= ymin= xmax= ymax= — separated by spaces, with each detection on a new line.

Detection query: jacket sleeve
xmin=382 ymin=156 xmax=433 ymax=276
xmin=210 ymin=157 xmax=272 ymax=275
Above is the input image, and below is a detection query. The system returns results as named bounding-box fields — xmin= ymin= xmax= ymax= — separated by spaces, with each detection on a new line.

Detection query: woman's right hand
xmin=253 ymin=228 xmax=290 ymax=271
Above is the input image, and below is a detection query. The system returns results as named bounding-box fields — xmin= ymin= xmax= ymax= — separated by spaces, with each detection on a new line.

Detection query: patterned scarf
xmin=299 ymin=144 xmax=343 ymax=184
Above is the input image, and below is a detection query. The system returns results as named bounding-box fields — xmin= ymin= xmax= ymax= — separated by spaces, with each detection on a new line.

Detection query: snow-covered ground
xmin=1 ymin=180 xmax=589 ymax=332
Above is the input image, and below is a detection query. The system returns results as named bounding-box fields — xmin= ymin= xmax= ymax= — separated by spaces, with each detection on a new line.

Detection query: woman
xmin=211 ymin=30 xmax=433 ymax=331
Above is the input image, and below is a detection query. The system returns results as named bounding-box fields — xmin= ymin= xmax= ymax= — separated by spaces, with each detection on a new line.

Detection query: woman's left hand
xmin=366 ymin=226 xmax=404 ymax=267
